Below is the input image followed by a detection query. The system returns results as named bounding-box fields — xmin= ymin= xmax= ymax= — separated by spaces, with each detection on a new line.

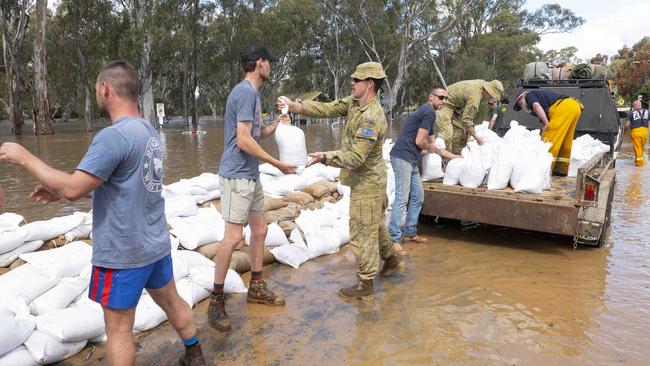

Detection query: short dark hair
xmin=97 ymin=60 xmax=139 ymax=102
xmin=242 ymin=59 xmax=258 ymax=73
xmin=371 ymin=78 xmax=384 ymax=93
xmin=429 ymin=85 xmax=446 ymax=95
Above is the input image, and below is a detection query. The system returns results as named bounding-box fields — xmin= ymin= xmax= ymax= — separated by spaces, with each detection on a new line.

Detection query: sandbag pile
xmin=0 ymin=240 xmax=247 ymax=364
xmin=162 ymin=173 xmax=221 ymax=207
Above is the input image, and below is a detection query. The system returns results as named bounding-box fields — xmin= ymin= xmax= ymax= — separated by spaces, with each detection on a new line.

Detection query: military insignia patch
xmin=362 ymin=129 xmax=373 ymax=136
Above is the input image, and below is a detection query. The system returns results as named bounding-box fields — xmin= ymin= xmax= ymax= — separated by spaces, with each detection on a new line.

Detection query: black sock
xmin=212 ymin=283 xmax=224 ymax=296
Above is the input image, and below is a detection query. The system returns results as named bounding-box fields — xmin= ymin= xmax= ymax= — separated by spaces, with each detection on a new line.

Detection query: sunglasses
xmin=352 ymin=78 xmax=370 ymax=83
xmin=432 ymin=94 xmax=448 ymax=101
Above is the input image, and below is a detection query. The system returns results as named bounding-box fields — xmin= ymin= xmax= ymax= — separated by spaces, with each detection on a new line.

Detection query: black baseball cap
xmin=240 ymin=42 xmax=278 ymax=62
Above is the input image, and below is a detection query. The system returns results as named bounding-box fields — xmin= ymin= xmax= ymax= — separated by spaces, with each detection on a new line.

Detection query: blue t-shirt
xmin=390 ymin=103 xmax=435 ymax=165
xmin=523 ymin=90 xmax=569 ymax=117
xmin=218 ymin=80 xmax=262 ymax=179
xmin=77 ymin=117 xmax=170 ymax=269
xmin=628 ymin=108 xmax=649 ymax=129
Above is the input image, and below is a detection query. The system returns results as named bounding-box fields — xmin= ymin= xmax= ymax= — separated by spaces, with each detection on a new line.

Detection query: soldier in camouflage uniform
xmin=279 ymin=62 xmax=403 ymax=300
xmin=434 ymin=79 xmax=504 ymax=154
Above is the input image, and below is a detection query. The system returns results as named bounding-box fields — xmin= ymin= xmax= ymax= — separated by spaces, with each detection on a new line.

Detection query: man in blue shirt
xmin=209 ymin=42 xmax=296 ymax=332
xmin=388 ymin=86 xmax=453 ymax=254
xmin=0 ymin=61 xmax=205 ymax=366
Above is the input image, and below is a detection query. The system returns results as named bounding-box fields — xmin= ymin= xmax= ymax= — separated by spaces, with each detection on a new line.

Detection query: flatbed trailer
xmin=420 ymin=79 xmax=622 ymax=247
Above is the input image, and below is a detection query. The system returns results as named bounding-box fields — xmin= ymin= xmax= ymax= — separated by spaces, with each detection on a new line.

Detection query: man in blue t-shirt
xmin=209 ymin=42 xmax=296 ymax=332
xmin=388 ymin=86 xmax=455 ymax=253
xmin=0 ymin=61 xmax=205 ymax=366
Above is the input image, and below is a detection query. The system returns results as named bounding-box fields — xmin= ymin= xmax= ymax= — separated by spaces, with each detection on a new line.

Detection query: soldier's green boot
xmin=339 ymin=279 xmax=375 ymax=301
xmin=380 ymin=254 xmax=404 ymax=277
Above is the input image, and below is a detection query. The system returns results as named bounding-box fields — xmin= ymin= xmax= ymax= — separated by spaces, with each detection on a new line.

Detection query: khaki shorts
xmin=219 ymin=177 xmax=265 ymax=224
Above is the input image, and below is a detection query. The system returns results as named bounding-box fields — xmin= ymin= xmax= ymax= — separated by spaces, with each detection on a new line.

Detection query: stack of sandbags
xmin=568 ymin=134 xmax=610 ymax=177
xmin=168 ymin=205 xmax=225 ymax=250
xmin=163 ymin=173 xmax=220 ymax=206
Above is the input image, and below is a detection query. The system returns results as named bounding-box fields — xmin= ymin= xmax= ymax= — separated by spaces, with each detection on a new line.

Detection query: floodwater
xmin=1 ymin=117 xmax=649 ymax=365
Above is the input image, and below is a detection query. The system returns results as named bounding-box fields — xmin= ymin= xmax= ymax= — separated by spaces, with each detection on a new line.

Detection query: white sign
xmin=156 ymin=103 xmax=165 ymax=118
xmin=638 ymin=95 xmax=644 ymax=101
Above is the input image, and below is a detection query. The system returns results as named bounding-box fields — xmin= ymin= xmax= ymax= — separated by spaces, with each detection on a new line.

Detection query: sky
xmin=524 ymin=0 xmax=650 ymax=60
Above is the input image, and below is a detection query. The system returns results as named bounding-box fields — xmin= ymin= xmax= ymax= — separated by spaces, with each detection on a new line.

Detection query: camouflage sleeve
xmin=323 ymin=118 xmax=379 ymax=170
xmin=461 ymin=94 xmax=482 ymax=134
xmin=301 ymin=97 xmax=350 ymax=119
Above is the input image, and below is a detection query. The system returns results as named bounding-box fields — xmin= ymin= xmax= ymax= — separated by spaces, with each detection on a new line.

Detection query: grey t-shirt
xmin=77 ymin=117 xmax=170 ymax=269
xmin=218 ymin=80 xmax=262 ymax=179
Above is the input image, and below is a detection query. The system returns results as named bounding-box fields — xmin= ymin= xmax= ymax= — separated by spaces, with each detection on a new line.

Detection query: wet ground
xmin=1 ymin=117 xmax=649 ymax=365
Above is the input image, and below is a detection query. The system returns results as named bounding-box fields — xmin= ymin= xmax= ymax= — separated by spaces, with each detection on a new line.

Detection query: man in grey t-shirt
xmin=209 ymin=42 xmax=296 ymax=332
xmin=0 ymin=61 xmax=205 ymax=365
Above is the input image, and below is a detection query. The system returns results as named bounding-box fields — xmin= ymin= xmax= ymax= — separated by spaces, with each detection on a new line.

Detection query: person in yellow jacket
xmin=513 ymin=89 xmax=583 ymax=176
xmin=627 ymin=100 xmax=649 ymax=167
xmin=434 ymin=79 xmax=504 ymax=154
xmin=278 ymin=62 xmax=403 ymax=301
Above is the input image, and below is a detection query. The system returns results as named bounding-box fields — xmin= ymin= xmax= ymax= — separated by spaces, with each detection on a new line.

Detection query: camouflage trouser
xmin=434 ymin=106 xmax=454 ymax=148
xmin=451 ymin=121 xmax=469 ymax=155
xmin=349 ymin=190 xmax=396 ymax=281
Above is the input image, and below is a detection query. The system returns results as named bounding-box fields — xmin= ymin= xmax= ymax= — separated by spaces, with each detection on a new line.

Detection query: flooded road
xmin=1 ymin=118 xmax=649 ymax=365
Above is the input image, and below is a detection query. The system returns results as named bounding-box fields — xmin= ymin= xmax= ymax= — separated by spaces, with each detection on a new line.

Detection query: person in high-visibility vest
xmin=513 ymin=90 xmax=583 ymax=176
xmin=628 ymin=100 xmax=649 ymax=167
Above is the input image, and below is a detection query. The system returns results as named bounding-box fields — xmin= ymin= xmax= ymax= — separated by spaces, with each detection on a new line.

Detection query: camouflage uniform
xmin=435 ymin=79 xmax=503 ymax=154
xmin=301 ymin=93 xmax=395 ymax=281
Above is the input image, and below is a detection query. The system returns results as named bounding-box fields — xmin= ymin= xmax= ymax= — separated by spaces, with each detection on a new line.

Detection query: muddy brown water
xmin=1 ymin=117 xmax=649 ymax=365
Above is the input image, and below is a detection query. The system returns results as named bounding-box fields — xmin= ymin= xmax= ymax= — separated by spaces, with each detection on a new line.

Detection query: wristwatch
xmin=321 ymin=154 xmax=327 ymax=165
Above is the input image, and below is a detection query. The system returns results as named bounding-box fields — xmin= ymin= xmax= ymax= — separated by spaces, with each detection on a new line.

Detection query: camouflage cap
xmin=351 ymin=62 xmax=387 ymax=80
xmin=483 ymin=80 xmax=504 ymax=101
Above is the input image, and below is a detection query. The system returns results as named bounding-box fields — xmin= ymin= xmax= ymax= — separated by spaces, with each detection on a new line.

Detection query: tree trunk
xmin=83 ymin=84 xmax=92 ymax=131
xmin=190 ymin=0 xmax=199 ymax=130
xmin=1 ymin=1 xmax=29 ymax=136
xmin=133 ymin=0 xmax=157 ymax=128
xmin=32 ymin=0 xmax=55 ymax=135
xmin=182 ymin=54 xmax=189 ymax=126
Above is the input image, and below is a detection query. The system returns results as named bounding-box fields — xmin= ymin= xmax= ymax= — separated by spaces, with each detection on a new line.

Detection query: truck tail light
xmin=584 ymin=183 xmax=596 ymax=201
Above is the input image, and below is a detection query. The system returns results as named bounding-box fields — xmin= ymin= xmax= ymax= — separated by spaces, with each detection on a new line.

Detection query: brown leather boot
xmin=403 ymin=235 xmax=428 ymax=243
xmin=339 ymin=279 xmax=375 ymax=301
xmin=207 ymin=293 xmax=231 ymax=332
xmin=380 ymin=254 xmax=404 ymax=277
xmin=179 ymin=343 xmax=206 ymax=366
xmin=247 ymin=279 xmax=286 ymax=306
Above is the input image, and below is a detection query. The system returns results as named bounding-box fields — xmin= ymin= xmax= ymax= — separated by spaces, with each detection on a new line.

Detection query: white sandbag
xmin=0 ymin=315 xmax=35 ymax=357
xmin=568 ymin=134 xmax=609 ymax=177
xmin=243 ymin=223 xmax=289 ymax=247
xmin=196 ymin=189 xmax=221 ymax=204
xmin=164 ymin=196 xmax=199 ymax=218
xmin=271 ymin=229 xmax=309 ymax=269
xmin=0 ymin=227 xmax=28 ymax=255
xmin=20 ymin=241 xmax=92 ymax=279
xmin=475 ymin=121 xmax=500 ymax=144
xmin=295 ymin=208 xmax=336 ymax=231
xmin=24 ymin=331 xmax=86 ymax=364
xmin=0 ymin=264 xmax=58 ymax=306
xmin=63 ymin=224 xmax=92 ymax=243
xmin=305 ymin=228 xmax=341 ymax=259
xmin=175 ymin=277 xmax=211 ymax=308
xmin=30 ymin=277 xmax=89 ymax=316
xmin=172 ymin=249 xmax=215 ymax=281
xmin=260 ymin=174 xmax=307 ymax=197
xmin=510 ymin=144 xmax=553 ymax=194
xmin=133 ymin=293 xmax=167 ymax=332
xmin=188 ymin=173 xmax=220 ymax=191
xmin=487 ymin=142 xmax=516 ymax=190
xmin=382 ymin=138 xmax=394 ymax=161
xmin=274 ymin=122 xmax=308 ymax=166
xmin=36 ymin=307 xmax=104 ymax=342
xmin=421 ymin=153 xmax=444 ymax=181
xmin=189 ymin=267 xmax=247 ymax=294
xmin=442 ymin=158 xmax=464 ymax=185
xmin=21 ymin=214 xmax=85 ymax=242
xmin=0 ymin=346 xmax=38 ymax=366
xmin=309 ymin=163 xmax=340 ymax=181
xmin=459 ymin=142 xmax=488 ymax=188
xmin=333 ymin=217 xmax=350 ymax=245
xmin=259 ymin=163 xmax=283 ymax=177
xmin=168 ymin=206 xmax=225 ymax=249
xmin=386 ymin=163 xmax=395 ymax=210
xmin=0 ymin=240 xmax=43 ymax=267
xmin=0 ymin=213 xmax=24 ymax=233
xmin=164 ymin=180 xmax=208 ymax=197
xmin=170 ymin=235 xmax=180 ymax=251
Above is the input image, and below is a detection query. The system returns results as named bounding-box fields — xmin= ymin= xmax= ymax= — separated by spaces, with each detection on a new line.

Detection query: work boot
xmin=403 ymin=235 xmax=428 ymax=243
xmin=247 ymin=279 xmax=286 ymax=306
xmin=380 ymin=254 xmax=405 ymax=277
xmin=207 ymin=293 xmax=231 ymax=332
xmin=179 ymin=344 xmax=206 ymax=366
xmin=393 ymin=242 xmax=407 ymax=256
xmin=339 ymin=279 xmax=375 ymax=301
